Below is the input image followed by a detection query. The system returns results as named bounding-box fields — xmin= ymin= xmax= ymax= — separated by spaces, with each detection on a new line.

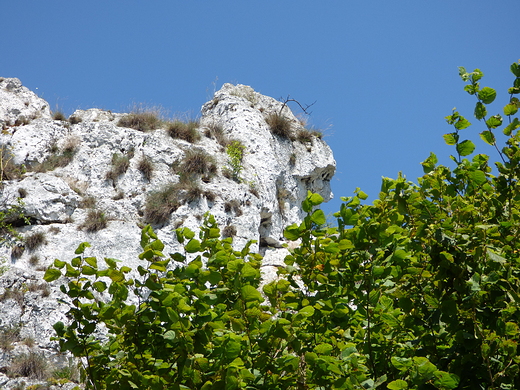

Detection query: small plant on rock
xmin=80 ymin=209 xmax=108 ymax=233
xmin=225 ymin=140 xmax=246 ymax=182
xmin=167 ymin=120 xmax=201 ymax=143
xmin=137 ymin=155 xmax=154 ymax=181
xmin=179 ymin=149 xmax=216 ymax=178
xmin=117 ymin=106 xmax=163 ymax=132
xmin=24 ymin=231 xmax=47 ymax=251
xmin=266 ymin=112 xmax=293 ymax=139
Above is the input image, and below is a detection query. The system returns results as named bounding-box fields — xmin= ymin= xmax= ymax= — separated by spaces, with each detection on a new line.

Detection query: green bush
xmin=45 ymin=62 xmax=520 ymax=390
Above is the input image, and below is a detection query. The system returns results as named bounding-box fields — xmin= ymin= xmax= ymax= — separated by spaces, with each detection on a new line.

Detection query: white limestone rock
xmin=0 ymin=78 xmax=337 ymax=384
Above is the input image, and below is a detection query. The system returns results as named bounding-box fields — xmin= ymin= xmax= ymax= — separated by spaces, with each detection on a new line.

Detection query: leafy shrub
xmin=266 ymin=112 xmax=293 ymax=139
xmin=80 ymin=209 xmax=108 ymax=232
xmin=24 ymin=231 xmax=47 ymax=251
xmin=117 ymin=109 xmax=162 ymax=132
xmin=166 ymin=120 xmax=201 ymax=143
xmin=137 ymin=155 xmax=154 ymax=181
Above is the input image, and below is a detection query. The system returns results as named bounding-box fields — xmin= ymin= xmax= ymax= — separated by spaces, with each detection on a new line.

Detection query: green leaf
xmin=433 ymin=371 xmax=459 ymax=389
xmin=391 ymin=357 xmax=412 ymax=371
xmin=503 ymin=117 xmax=520 ymax=136
xmin=387 ymin=379 xmax=408 ymax=389
xmin=486 ymin=115 xmax=502 ymax=129
xmin=511 ymin=62 xmax=520 ymax=77
xmin=456 ymin=140 xmax=475 ymax=156
xmin=454 ymin=117 xmax=471 ymax=130
xmin=314 ymin=343 xmax=333 ymax=355
xmin=284 ymin=224 xmax=301 ymax=241
xmin=487 ymin=249 xmax=506 ymax=263
xmin=308 ymin=192 xmax=324 ymax=206
xmin=310 ymin=209 xmax=326 ymax=226
xmin=469 ymin=170 xmax=487 ymax=186
xmin=84 ymin=257 xmax=97 ymax=269
xmin=241 ymin=285 xmax=263 ymax=302
xmin=474 ymin=102 xmax=487 ymax=120
xmin=479 ymin=130 xmax=495 ymax=145
xmin=421 ymin=152 xmax=438 ymax=173
xmin=471 ymin=68 xmax=484 ymax=82
xmin=53 ymin=259 xmax=66 ymax=269
xmin=478 ymin=87 xmax=497 ymax=104
xmin=504 ymin=103 xmax=518 ymax=116
xmin=93 ymin=281 xmax=106 ymax=292
xmin=74 ymin=242 xmax=91 ymax=255
xmin=443 ymin=133 xmax=458 ymax=145
xmin=43 ymin=268 xmax=61 ymax=282
xmin=185 ymin=239 xmax=201 ymax=253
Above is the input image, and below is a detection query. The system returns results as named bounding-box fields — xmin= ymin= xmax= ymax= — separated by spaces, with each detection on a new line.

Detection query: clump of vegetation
xmin=17 ymin=187 xmax=27 ymax=198
xmin=68 ymin=115 xmax=82 ymax=125
xmin=24 ymin=231 xmax=47 ymax=251
xmin=80 ymin=209 xmax=108 ymax=233
xmin=0 ymin=144 xmax=23 ymax=181
xmin=14 ymin=116 xmax=29 ymax=126
xmin=7 ymin=352 xmax=49 ymax=380
xmin=137 ymin=155 xmax=154 ymax=181
xmin=249 ymin=182 xmax=259 ymax=198
xmin=79 ymin=195 xmax=97 ymax=209
xmin=203 ymin=121 xmax=229 ymax=147
xmin=11 ymin=244 xmax=25 ymax=258
xmin=143 ymin=184 xmax=182 ymax=224
xmin=296 ymin=128 xmax=323 ymax=143
xmin=29 ymin=255 xmax=39 ymax=266
xmin=33 ymin=137 xmax=79 ymax=173
xmin=167 ymin=120 xmax=201 ymax=143
xmin=178 ymin=149 xmax=217 ymax=178
xmin=225 ymin=140 xmax=246 ymax=182
xmin=0 ymin=287 xmax=25 ymax=307
xmin=266 ymin=112 xmax=293 ymax=139
xmin=0 ymin=325 xmax=21 ymax=351
xmin=52 ymin=110 xmax=66 ymax=121
xmin=1 ymin=192 xmax=27 ymax=248
xmin=224 ymin=199 xmax=243 ymax=216
xmin=117 ymin=107 xmax=162 ymax=132
xmin=289 ymin=153 xmax=297 ymax=165
xmin=222 ymin=224 xmax=237 ymax=238
xmin=276 ymin=187 xmax=290 ymax=214
xmin=106 ymin=150 xmax=133 ymax=183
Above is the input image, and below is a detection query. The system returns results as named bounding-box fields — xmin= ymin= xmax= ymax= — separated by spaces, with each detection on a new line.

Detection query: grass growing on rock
xmin=167 ymin=120 xmax=201 ymax=143
xmin=117 ymin=108 xmax=163 ymax=132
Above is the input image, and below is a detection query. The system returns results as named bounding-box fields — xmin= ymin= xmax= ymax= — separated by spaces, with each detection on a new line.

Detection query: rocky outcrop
xmin=0 ymin=77 xmax=335 ymax=388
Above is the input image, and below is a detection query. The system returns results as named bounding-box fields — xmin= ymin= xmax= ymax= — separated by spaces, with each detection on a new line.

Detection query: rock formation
xmin=0 ymin=77 xmax=335 ymax=388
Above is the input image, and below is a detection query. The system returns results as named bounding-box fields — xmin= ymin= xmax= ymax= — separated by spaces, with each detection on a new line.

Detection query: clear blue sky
xmin=3 ymin=1 xmax=518 ymax=216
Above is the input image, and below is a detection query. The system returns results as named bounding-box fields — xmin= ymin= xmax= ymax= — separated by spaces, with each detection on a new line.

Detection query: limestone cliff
xmin=0 ymin=77 xmax=335 ymax=388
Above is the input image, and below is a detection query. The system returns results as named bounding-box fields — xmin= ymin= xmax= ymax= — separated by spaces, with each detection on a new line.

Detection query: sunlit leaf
xmin=456 ymin=140 xmax=475 ymax=156
xmin=478 ymin=87 xmax=497 ymax=104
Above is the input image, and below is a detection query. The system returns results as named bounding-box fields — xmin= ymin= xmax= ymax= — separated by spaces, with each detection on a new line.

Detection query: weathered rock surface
xmin=0 ymin=78 xmax=335 ymax=388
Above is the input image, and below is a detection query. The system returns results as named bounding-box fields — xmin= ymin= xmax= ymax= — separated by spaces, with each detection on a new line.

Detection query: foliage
xmin=44 ymin=62 xmax=520 ymax=389
xmin=117 ymin=110 xmax=162 ymax=132
xmin=225 ymin=140 xmax=246 ymax=182
xmin=0 ymin=189 xmax=28 ymax=248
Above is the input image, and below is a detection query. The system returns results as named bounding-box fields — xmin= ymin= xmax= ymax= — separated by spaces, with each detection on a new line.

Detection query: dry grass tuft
xmin=80 ymin=209 xmax=108 ymax=232
xmin=266 ymin=112 xmax=293 ymax=139
xmin=167 ymin=120 xmax=201 ymax=143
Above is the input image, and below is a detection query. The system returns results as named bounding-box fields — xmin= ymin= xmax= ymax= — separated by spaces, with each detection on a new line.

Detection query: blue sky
xmin=3 ymin=1 xmax=518 ymax=216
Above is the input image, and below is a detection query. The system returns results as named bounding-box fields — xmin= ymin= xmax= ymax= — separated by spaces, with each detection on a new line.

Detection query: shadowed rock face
xmin=0 ymin=78 xmax=336 ymax=387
